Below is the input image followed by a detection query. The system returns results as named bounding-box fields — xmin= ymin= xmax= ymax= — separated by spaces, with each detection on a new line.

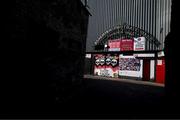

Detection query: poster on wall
xmin=94 ymin=54 xmax=106 ymax=76
xmin=134 ymin=37 xmax=146 ymax=51
xmin=94 ymin=54 xmax=119 ymax=78
xmin=120 ymin=39 xmax=134 ymax=51
xmin=105 ymin=54 xmax=119 ymax=78
xmin=119 ymin=58 xmax=141 ymax=71
xmin=119 ymin=55 xmax=143 ymax=78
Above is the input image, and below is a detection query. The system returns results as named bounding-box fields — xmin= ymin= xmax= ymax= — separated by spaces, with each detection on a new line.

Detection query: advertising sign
xmin=94 ymin=54 xmax=106 ymax=76
xmin=133 ymin=53 xmax=155 ymax=57
xmin=134 ymin=37 xmax=146 ymax=51
xmin=119 ymin=55 xmax=143 ymax=78
xmin=94 ymin=54 xmax=119 ymax=78
xmin=119 ymin=58 xmax=141 ymax=71
xmin=120 ymin=39 xmax=134 ymax=51
xmin=105 ymin=54 xmax=119 ymax=78
xmin=108 ymin=39 xmax=121 ymax=51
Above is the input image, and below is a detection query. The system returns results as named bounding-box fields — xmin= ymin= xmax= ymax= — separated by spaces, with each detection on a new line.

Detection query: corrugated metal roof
xmin=86 ymin=0 xmax=172 ymax=52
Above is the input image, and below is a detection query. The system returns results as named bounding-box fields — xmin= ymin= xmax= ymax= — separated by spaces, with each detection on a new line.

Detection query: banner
xmin=94 ymin=54 xmax=106 ymax=76
xmin=108 ymin=39 xmax=121 ymax=51
xmin=108 ymin=37 xmax=145 ymax=52
xmin=120 ymin=39 xmax=134 ymax=51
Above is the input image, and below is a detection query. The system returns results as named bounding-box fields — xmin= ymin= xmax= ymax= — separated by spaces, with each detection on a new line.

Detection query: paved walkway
xmin=84 ymin=74 xmax=164 ymax=87
xmin=3 ymin=75 xmax=167 ymax=118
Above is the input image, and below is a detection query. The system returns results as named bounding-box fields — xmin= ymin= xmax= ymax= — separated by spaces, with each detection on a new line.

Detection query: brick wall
xmin=8 ymin=0 xmax=89 ymax=111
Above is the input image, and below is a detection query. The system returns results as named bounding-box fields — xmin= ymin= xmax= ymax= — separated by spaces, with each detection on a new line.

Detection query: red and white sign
xmin=94 ymin=54 xmax=119 ymax=78
xmin=120 ymin=39 xmax=134 ymax=51
xmin=134 ymin=37 xmax=146 ymax=51
xmin=108 ymin=39 xmax=121 ymax=51
xmin=108 ymin=37 xmax=145 ymax=52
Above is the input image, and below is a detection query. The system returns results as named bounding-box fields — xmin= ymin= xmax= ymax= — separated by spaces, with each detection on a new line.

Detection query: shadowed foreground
xmin=61 ymin=78 xmax=165 ymax=115
xmin=4 ymin=77 xmax=180 ymax=118
xmin=45 ymin=78 xmax=171 ymax=118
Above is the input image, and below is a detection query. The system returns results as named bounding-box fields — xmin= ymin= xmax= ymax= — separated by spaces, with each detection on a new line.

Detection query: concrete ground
xmin=84 ymin=75 xmax=165 ymax=87
xmin=53 ymin=75 xmax=168 ymax=118
xmin=3 ymin=75 xmax=180 ymax=118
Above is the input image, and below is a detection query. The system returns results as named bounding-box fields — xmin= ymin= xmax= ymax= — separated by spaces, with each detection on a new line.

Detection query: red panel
xmin=120 ymin=39 xmax=134 ymax=51
xmin=156 ymin=59 xmax=165 ymax=84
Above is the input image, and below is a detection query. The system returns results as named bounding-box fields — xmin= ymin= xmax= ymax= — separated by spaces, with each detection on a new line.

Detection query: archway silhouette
xmin=95 ymin=23 xmax=161 ymax=51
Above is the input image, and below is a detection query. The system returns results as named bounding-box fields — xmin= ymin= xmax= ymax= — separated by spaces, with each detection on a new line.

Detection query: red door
xmin=143 ymin=59 xmax=150 ymax=81
xmin=156 ymin=59 xmax=165 ymax=84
